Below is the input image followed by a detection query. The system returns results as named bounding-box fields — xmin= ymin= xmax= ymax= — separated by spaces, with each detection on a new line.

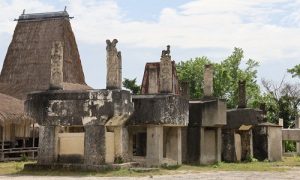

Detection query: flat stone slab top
xmin=224 ymin=108 xmax=264 ymax=129
xmin=189 ymin=97 xmax=226 ymax=127
xmin=25 ymin=89 xmax=133 ymax=126
xmin=129 ymin=94 xmax=188 ymax=126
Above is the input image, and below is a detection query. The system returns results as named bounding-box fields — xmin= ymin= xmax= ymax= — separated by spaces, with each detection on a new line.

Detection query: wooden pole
xmin=32 ymin=121 xmax=35 ymax=159
xmin=2 ymin=125 xmax=5 ymax=160
xmin=23 ymin=121 xmax=26 ymax=148
xmin=32 ymin=122 xmax=35 ymax=148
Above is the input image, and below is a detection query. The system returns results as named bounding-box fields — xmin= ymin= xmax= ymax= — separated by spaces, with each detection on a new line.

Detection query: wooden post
xmin=23 ymin=121 xmax=26 ymax=148
xmin=2 ymin=125 xmax=5 ymax=161
xmin=32 ymin=121 xmax=35 ymax=159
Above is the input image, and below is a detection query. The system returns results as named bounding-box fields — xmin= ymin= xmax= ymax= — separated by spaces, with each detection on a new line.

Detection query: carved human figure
xmin=106 ymin=39 xmax=122 ymax=89
xmin=159 ymin=45 xmax=173 ymax=93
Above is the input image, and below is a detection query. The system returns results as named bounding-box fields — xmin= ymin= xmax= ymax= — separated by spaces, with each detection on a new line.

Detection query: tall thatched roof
xmin=0 ymin=10 xmax=89 ymax=100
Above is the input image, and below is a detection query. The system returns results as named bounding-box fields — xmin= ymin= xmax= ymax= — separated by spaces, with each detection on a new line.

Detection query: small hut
xmin=0 ymin=93 xmax=37 ymax=161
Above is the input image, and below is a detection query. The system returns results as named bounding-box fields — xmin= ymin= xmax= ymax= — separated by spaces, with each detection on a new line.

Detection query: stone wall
xmin=129 ymin=94 xmax=189 ymax=126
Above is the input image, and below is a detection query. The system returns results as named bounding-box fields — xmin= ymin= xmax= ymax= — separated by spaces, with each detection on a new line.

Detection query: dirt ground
xmin=1 ymin=167 xmax=300 ymax=180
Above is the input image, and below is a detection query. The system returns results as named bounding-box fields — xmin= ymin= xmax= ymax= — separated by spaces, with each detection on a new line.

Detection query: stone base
xmin=24 ymin=162 xmax=139 ymax=172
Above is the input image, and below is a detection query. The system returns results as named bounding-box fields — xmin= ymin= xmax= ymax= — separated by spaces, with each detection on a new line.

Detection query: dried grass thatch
xmin=0 ymin=13 xmax=89 ymax=100
xmin=0 ymin=93 xmax=31 ymax=125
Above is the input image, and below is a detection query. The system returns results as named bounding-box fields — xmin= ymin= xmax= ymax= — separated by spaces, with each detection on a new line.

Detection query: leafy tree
xmin=122 ymin=78 xmax=140 ymax=94
xmin=288 ymin=64 xmax=300 ymax=78
xmin=261 ymin=78 xmax=300 ymax=127
xmin=176 ymin=47 xmax=260 ymax=108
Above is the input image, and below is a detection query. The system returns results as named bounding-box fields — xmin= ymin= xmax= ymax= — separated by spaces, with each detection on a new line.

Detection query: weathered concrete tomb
xmin=129 ymin=46 xmax=188 ymax=166
xmin=185 ymin=64 xmax=227 ymax=165
xmin=222 ymin=81 xmax=282 ymax=162
xmin=25 ymin=38 xmax=135 ymax=166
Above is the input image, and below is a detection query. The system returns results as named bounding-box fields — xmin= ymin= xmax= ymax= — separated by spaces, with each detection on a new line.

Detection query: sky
xmin=0 ymin=0 xmax=299 ymax=89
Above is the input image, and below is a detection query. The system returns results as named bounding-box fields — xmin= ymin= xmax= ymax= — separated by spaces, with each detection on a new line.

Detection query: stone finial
xmin=159 ymin=45 xmax=173 ymax=93
xmin=49 ymin=41 xmax=64 ymax=90
xmin=203 ymin=64 xmax=213 ymax=97
xmin=238 ymin=80 xmax=246 ymax=108
xmin=180 ymin=81 xmax=190 ymax=99
xmin=279 ymin=118 xmax=283 ymax=126
xmin=106 ymin=39 xmax=122 ymax=90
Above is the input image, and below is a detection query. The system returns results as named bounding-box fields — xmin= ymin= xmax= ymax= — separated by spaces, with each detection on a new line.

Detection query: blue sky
xmin=0 ymin=0 xmax=299 ymax=89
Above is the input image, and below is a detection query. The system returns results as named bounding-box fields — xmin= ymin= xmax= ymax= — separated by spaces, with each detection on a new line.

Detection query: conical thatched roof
xmin=0 ymin=11 xmax=89 ymax=100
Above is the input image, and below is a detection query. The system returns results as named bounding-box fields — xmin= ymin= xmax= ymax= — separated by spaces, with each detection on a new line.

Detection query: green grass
xmin=1 ymin=156 xmax=300 ymax=177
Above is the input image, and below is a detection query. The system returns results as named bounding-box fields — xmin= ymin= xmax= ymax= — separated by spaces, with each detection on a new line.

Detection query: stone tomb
xmin=25 ymin=39 xmax=135 ymax=167
xmin=129 ymin=46 xmax=188 ymax=166
xmin=253 ymin=122 xmax=282 ymax=161
xmin=222 ymin=81 xmax=263 ymax=162
xmin=185 ymin=65 xmax=227 ymax=165
xmin=26 ymin=89 xmax=133 ymax=165
xmin=128 ymin=94 xmax=188 ymax=166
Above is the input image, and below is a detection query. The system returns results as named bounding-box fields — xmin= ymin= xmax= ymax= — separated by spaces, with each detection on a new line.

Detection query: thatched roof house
xmin=0 ymin=10 xmax=89 ymax=100
xmin=0 ymin=93 xmax=33 ymax=141
xmin=0 ymin=10 xmax=91 ymax=143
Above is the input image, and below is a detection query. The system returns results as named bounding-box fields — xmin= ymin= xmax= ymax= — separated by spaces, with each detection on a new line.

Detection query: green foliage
xmin=284 ymin=141 xmax=296 ymax=152
xmin=20 ymin=154 xmax=28 ymax=162
xmin=122 ymin=78 xmax=141 ymax=94
xmin=176 ymin=47 xmax=260 ymax=108
xmin=261 ymin=79 xmax=299 ymax=127
xmin=288 ymin=64 xmax=300 ymax=78
xmin=245 ymin=155 xmax=258 ymax=162
xmin=114 ymin=156 xmax=124 ymax=164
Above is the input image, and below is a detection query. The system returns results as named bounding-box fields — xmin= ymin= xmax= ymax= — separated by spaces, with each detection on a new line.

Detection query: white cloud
xmin=1 ymin=0 xmax=300 ymax=63
xmin=0 ymin=0 xmax=55 ymax=33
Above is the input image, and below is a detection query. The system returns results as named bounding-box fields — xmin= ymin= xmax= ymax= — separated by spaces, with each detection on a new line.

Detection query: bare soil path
xmin=1 ymin=167 xmax=300 ymax=180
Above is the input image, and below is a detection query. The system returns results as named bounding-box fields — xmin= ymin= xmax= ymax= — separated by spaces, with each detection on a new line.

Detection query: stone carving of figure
xmin=106 ymin=39 xmax=122 ymax=89
xmin=159 ymin=45 xmax=173 ymax=93
xmin=161 ymin=45 xmax=171 ymax=58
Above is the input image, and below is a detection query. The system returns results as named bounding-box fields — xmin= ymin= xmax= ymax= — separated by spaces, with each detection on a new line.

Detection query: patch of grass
xmin=0 ymin=161 xmax=35 ymax=175
xmin=1 ymin=157 xmax=300 ymax=177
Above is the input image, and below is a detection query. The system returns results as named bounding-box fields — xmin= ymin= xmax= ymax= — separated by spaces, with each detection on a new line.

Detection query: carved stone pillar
xmin=106 ymin=39 xmax=122 ymax=90
xmin=159 ymin=45 xmax=172 ymax=93
xmin=49 ymin=41 xmax=64 ymax=90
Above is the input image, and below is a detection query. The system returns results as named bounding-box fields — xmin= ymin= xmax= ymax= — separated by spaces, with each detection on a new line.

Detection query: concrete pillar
xmin=279 ymin=118 xmax=283 ymax=126
xmin=199 ymin=127 xmax=205 ymax=164
xmin=203 ymin=64 xmax=213 ymax=97
xmin=106 ymin=39 xmax=122 ymax=90
xmin=166 ymin=127 xmax=182 ymax=164
xmin=84 ymin=125 xmax=106 ymax=165
xmin=159 ymin=45 xmax=173 ymax=93
xmin=146 ymin=126 xmax=163 ymax=166
xmin=181 ymin=127 xmax=187 ymax=163
xmin=238 ymin=80 xmax=246 ymax=108
xmin=216 ymin=128 xmax=222 ymax=162
xmin=114 ymin=127 xmax=129 ymax=161
xmin=180 ymin=81 xmax=190 ymax=99
xmin=49 ymin=41 xmax=64 ymax=90
xmin=37 ymin=125 xmax=59 ymax=164
xmin=296 ymin=116 xmax=300 ymax=155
